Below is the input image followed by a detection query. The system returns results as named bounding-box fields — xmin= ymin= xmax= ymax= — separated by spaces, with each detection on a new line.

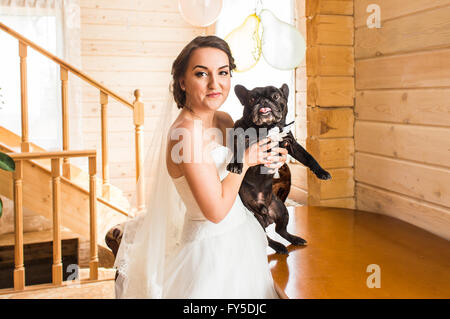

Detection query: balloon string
xmin=255 ymin=0 xmax=263 ymax=16
xmin=251 ymin=23 xmax=261 ymax=61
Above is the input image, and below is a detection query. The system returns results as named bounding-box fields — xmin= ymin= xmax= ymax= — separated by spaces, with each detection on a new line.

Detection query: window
xmin=0 ymin=3 xmax=64 ymax=149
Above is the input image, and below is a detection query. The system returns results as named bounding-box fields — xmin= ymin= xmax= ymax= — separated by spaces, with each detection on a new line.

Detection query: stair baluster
xmin=13 ymin=160 xmax=25 ymax=290
xmin=19 ymin=42 xmax=30 ymax=153
xmin=89 ymin=155 xmax=99 ymax=280
xmin=133 ymin=90 xmax=145 ymax=214
xmin=100 ymin=91 xmax=110 ymax=200
xmin=60 ymin=67 xmax=71 ymax=179
xmin=51 ymin=158 xmax=63 ymax=285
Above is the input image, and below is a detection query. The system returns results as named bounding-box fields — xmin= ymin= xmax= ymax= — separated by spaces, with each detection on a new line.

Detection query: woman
xmin=114 ymin=35 xmax=288 ymax=298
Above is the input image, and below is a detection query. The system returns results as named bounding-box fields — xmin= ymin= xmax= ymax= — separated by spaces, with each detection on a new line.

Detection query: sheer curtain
xmin=0 ymin=0 xmax=82 ymax=153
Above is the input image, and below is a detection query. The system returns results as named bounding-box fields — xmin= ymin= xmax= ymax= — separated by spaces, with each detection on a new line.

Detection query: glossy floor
xmin=266 ymin=206 xmax=450 ymax=299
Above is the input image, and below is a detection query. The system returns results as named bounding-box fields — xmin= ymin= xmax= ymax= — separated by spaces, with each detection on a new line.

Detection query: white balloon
xmin=178 ymin=0 xmax=223 ymax=27
xmin=259 ymin=9 xmax=306 ymax=70
xmin=224 ymin=14 xmax=261 ymax=72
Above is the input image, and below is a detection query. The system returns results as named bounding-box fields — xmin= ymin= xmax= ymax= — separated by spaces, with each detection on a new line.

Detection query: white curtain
xmin=0 ymin=0 xmax=82 ymax=153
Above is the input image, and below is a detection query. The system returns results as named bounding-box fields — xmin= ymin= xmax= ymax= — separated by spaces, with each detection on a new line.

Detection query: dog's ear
xmin=234 ymin=84 xmax=249 ymax=106
xmin=280 ymin=83 xmax=289 ymax=99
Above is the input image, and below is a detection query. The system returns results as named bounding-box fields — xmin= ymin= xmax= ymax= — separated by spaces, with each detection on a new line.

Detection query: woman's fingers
xmin=273 ymin=147 xmax=288 ymax=155
xmin=247 ymin=138 xmax=289 ymax=168
xmin=265 ymin=147 xmax=288 ymax=162
xmin=260 ymin=141 xmax=279 ymax=152
xmin=264 ymin=152 xmax=288 ymax=168
xmin=257 ymin=137 xmax=273 ymax=148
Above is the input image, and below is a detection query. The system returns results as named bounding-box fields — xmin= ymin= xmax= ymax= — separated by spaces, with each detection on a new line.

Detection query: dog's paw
xmin=290 ymin=235 xmax=307 ymax=246
xmin=314 ymin=168 xmax=331 ymax=180
xmin=226 ymin=162 xmax=243 ymax=174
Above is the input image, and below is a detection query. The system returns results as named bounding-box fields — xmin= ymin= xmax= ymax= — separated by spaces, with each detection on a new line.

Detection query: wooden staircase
xmin=0 ymin=128 xmax=129 ymax=245
xmin=0 ymin=21 xmax=147 ymax=297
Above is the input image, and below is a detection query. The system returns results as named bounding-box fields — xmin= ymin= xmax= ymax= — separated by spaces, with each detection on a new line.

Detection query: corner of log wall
xmin=304 ymin=0 xmax=355 ymax=209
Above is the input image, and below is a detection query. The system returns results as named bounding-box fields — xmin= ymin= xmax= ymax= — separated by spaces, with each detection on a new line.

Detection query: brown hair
xmin=170 ymin=35 xmax=237 ymax=110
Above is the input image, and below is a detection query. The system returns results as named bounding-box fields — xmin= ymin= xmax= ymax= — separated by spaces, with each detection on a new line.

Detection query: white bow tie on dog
xmin=266 ymin=121 xmax=294 ymax=178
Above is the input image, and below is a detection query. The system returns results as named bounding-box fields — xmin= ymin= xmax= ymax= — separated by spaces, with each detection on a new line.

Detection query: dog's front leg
xmin=226 ymin=132 xmax=245 ymax=174
xmin=282 ymin=132 xmax=331 ymax=180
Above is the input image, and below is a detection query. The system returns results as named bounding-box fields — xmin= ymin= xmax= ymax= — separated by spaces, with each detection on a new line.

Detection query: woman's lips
xmin=207 ymin=93 xmax=221 ymax=98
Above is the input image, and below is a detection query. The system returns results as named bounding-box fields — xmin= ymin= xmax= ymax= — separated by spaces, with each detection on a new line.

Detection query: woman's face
xmin=179 ymin=47 xmax=231 ymax=112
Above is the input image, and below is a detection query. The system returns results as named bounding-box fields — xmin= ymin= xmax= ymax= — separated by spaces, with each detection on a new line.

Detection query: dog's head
xmin=234 ymin=84 xmax=289 ymax=126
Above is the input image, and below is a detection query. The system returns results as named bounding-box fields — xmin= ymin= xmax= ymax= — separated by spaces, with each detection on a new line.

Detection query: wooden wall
xmin=79 ymin=0 xmax=206 ymax=201
xmin=288 ymin=0 xmax=309 ymax=204
xmin=354 ymin=0 xmax=450 ymax=240
xmin=303 ymin=0 xmax=356 ymax=209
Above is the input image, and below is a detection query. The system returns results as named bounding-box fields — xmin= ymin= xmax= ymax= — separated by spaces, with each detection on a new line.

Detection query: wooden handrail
xmin=8 ymin=149 xmax=97 ymax=160
xmin=0 ymin=21 xmax=133 ymax=109
xmin=9 ymin=150 xmax=99 ymax=290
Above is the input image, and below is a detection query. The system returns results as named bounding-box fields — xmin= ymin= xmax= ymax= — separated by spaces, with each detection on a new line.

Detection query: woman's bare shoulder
xmin=167 ymin=114 xmax=195 ymax=140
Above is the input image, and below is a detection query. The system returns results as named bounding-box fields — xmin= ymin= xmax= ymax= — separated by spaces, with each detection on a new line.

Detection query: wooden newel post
xmin=19 ymin=42 xmax=30 ymax=153
xmin=100 ymin=91 xmax=110 ymax=199
xmin=133 ymin=89 xmax=145 ymax=213
xmin=61 ymin=66 xmax=71 ymax=179
xmin=88 ymin=155 xmax=99 ymax=280
xmin=13 ymin=160 xmax=25 ymax=290
xmin=51 ymin=158 xmax=63 ymax=285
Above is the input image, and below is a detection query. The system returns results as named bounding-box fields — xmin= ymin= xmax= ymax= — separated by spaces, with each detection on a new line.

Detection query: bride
xmin=113 ymin=35 xmax=289 ymax=299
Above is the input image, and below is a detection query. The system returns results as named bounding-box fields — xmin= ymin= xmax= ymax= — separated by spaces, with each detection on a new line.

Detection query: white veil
xmin=113 ymin=83 xmax=186 ymax=298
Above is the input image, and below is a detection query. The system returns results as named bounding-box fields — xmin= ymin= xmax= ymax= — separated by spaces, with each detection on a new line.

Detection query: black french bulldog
xmin=226 ymin=83 xmax=332 ymax=254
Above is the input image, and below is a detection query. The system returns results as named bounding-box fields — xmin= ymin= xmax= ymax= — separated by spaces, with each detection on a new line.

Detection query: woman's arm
xmin=214 ymin=111 xmax=251 ymax=221
xmin=181 ymin=147 xmax=249 ymax=223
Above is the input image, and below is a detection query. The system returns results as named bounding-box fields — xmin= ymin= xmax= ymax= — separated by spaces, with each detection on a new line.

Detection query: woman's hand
xmin=264 ymin=145 xmax=289 ymax=173
xmin=243 ymin=137 xmax=289 ymax=173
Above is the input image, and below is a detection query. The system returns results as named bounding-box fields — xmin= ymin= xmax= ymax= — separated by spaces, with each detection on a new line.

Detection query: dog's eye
xmin=273 ymin=94 xmax=280 ymax=100
xmin=249 ymin=97 xmax=255 ymax=104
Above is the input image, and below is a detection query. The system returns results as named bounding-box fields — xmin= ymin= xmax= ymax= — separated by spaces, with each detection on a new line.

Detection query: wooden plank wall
xmin=289 ymin=0 xmax=309 ymax=204
xmin=79 ymin=0 xmax=206 ymax=201
xmin=354 ymin=0 xmax=450 ymax=240
xmin=304 ymin=0 xmax=356 ymax=209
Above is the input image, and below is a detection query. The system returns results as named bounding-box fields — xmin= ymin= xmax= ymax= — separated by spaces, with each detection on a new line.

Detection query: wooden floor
xmin=2 ymin=205 xmax=449 ymax=299
xmin=267 ymin=206 xmax=450 ymax=299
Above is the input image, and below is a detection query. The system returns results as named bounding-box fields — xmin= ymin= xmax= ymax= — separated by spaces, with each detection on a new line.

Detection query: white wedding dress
xmin=162 ymin=142 xmax=279 ymax=298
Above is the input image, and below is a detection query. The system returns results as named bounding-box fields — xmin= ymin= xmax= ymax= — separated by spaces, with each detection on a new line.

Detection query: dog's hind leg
xmin=251 ymin=209 xmax=289 ymax=254
xmin=267 ymin=236 xmax=289 ymax=255
xmin=270 ymin=198 xmax=307 ymax=246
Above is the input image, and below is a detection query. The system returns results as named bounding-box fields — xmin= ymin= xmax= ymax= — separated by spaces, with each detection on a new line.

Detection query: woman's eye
xmin=195 ymin=72 xmax=207 ymax=77
xmin=220 ymin=71 xmax=229 ymax=76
